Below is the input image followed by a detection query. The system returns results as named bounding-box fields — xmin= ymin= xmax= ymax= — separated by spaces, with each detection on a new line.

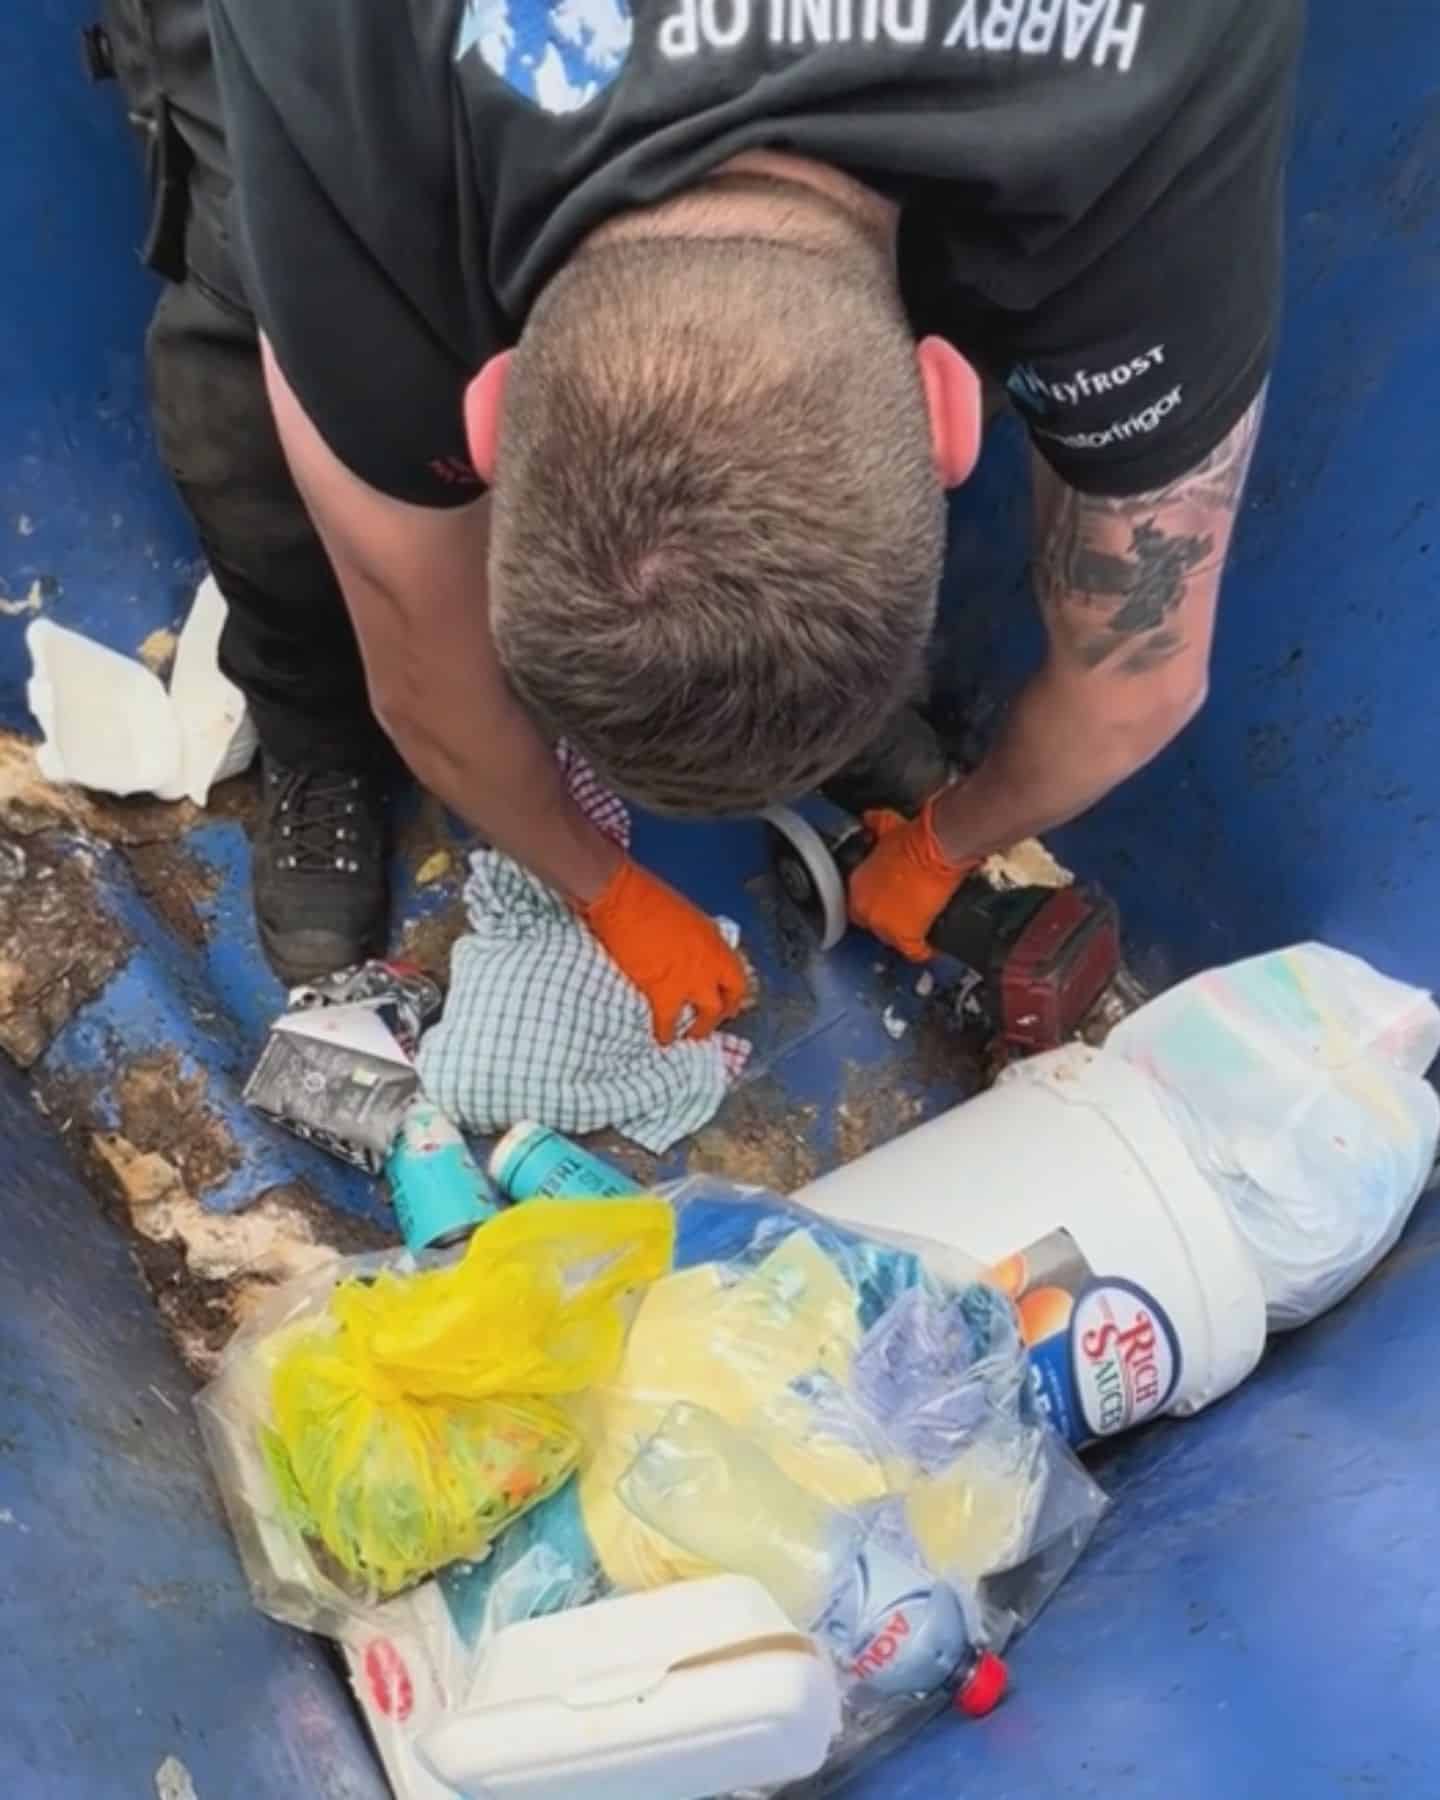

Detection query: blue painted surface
xmin=0 ymin=0 xmax=199 ymax=723
xmin=0 ymin=1055 xmax=389 ymax=1800
xmin=3 ymin=0 xmax=1440 ymax=1795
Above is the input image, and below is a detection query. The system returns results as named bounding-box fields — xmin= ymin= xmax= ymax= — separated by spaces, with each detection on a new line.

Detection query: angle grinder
xmin=764 ymin=805 xmax=1122 ymax=1055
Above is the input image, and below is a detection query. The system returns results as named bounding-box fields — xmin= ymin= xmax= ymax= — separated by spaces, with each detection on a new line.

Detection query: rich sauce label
xmin=989 ymin=1231 xmax=1181 ymax=1446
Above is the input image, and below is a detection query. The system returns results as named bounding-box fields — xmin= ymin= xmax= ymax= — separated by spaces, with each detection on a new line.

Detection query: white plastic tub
xmin=797 ymin=1044 xmax=1268 ymax=1445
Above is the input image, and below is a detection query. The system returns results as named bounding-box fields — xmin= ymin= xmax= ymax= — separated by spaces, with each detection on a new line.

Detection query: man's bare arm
xmin=259 ymin=339 xmax=622 ymax=901
xmin=930 ymin=391 xmax=1266 ymax=863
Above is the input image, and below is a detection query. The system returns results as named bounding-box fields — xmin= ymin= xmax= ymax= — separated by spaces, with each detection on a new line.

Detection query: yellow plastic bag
xmin=262 ymin=1198 xmax=673 ymax=1600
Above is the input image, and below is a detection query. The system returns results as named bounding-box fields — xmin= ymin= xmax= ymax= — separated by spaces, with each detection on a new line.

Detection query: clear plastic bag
xmin=421 ymin=1179 xmax=1107 ymax=1792
xmin=1110 ymin=943 xmax=1440 ymax=1330
xmin=196 ymin=1197 xmax=673 ymax=1631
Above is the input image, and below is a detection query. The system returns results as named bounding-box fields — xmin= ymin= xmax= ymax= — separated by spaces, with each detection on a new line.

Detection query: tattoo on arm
xmin=1034 ymin=388 xmax=1266 ymax=679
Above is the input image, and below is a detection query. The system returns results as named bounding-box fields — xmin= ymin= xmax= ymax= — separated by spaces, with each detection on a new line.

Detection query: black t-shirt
xmin=211 ymin=0 xmax=1303 ymax=506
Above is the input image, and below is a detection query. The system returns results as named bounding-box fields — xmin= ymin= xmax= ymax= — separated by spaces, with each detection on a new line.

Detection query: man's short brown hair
xmin=489 ymin=235 xmax=944 ymax=815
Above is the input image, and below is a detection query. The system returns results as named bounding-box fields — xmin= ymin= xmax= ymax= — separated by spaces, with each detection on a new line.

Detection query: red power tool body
xmin=769 ymin=807 xmax=1122 ymax=1055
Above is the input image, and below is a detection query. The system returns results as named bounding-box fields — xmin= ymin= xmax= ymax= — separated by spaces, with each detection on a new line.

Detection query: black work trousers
xmin=102 ymin=0 xmax=390 ymax=771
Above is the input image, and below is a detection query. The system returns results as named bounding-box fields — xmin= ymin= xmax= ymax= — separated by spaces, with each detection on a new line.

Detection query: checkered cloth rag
xmin=416 ymin=746 xmax=749 ymax=1154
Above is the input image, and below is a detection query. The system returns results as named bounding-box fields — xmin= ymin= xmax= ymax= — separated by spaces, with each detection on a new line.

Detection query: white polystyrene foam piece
xmin=170 ymin=574 xmax=259 ymax=803
xmin=24 ymin=576 xmax=257 ymax=804
xmin=415 ymin=1577 xmax=840 ymax=1800
xmin=26 ymin=617 xmax=185 ymax=798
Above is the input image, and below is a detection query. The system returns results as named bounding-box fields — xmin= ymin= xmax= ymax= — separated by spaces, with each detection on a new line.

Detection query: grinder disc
xmin=762 ymin=805 xmax=848 ymax=951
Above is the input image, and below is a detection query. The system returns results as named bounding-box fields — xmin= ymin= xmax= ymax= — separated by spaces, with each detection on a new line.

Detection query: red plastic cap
xmin=955 ymin=1650 xmax=1009 ymax=1718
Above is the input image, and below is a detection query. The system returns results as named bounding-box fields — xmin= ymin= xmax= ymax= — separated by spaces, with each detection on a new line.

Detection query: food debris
xmin=116 ymin=1054 xmax=241 ymax=1196
xmin=882 ymin=1005 xmax=909 ymax=1040
xmin=415 ymin=848 xmax=453 ymax=886
xmin=0 ymin=579 xmax=45 ymax=617
xmin=57 ymin=1043 xmax=387 ymax=1377
xmin=396 ymin=894 xmax=468 ymax=988
xmin=981 ymin=837 xmax=1072 ymax=891
xmin=154 ymin=1756 xmax=200 ymax=1800
xmin=834 ymin=1059 xmax=926 ymax=1165
xmin=96 ymin=1133 xmax=337 ymax=1284
xmin=137 ymin=626 xmax=180 ymax=675
xmin=92 ymin=1127 xmax=385 ymax=1376
xmin=0 ymin=836 xmax=128 ymax=1066
xmin=397 ymin=790 xmax=465 ymax=889
xmin=126 ymin=840 xmax=220 ymax=948
xmin=583 ymin=1128 xmax=661 ymax=1189
xmin=688 ymin=1080 xmax=819 ymax=1190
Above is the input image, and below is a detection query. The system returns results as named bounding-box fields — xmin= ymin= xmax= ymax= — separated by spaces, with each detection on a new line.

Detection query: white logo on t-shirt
xmin=1038 ymin=383 xmax=1184 ymax=450
xmin=457 ymin=0 xmax=633 ymax=113
xmin=1008 ymin=343 xmax=1167 ymax=412
xmin=459 ymin=0 xmax=1148 ymax=112
xmin=658 ymin=0 xmax=1146 ymax=71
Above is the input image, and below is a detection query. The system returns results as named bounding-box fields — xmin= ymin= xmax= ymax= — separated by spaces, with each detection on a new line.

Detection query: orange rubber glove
xmin=579 ymin=858 xmax=748 ymax=1045
xmin=847 ymin=797 xmax=984 ymax=963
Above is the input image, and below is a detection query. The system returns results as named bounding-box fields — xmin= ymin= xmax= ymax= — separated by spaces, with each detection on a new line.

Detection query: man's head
xmin=470 ymin=164 xmax=979 ymax=815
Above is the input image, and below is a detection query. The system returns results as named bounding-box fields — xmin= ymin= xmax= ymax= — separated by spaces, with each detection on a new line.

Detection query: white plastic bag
xmin=340 ymin=1180 xmax=1106 ymax=1800
xmin=1110 ymin=944 xmax=1440 ymax=1330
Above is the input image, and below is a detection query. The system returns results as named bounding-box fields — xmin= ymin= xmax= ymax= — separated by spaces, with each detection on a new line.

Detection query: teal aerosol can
xmin=387 ymin=1099 xmax=499 ymax=1252
xmin=488 ymin=1122 xmax=639 ymax=1202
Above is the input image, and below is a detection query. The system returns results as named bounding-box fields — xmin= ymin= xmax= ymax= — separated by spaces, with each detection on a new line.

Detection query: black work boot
xmin=252 ymin=756 xmax=390 ymax=986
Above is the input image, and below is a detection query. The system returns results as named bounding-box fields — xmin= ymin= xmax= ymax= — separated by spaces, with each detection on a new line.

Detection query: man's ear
xmin=464 ymin=350 xmax=512 ymax=485
xmin=916 ymin=337 xmax=982 ymax=489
